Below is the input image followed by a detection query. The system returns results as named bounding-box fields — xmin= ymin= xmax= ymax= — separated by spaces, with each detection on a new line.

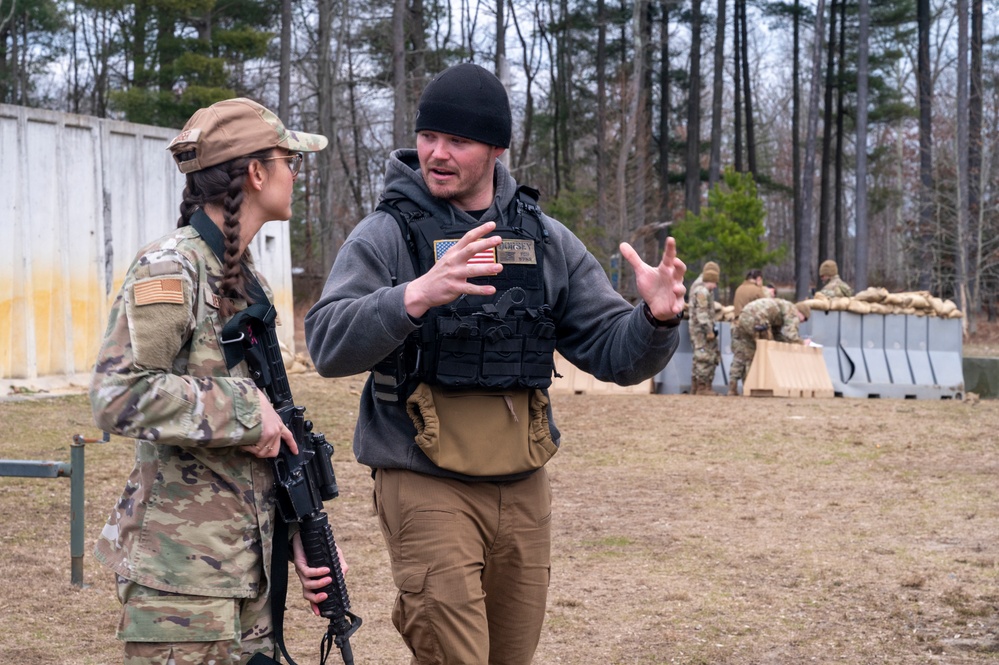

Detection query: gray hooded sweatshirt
xmin=305 ymin=149 xmax=678 ymax=482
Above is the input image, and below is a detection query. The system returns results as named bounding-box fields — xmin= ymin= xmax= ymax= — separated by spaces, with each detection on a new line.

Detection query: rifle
xmin=230 ymin=307 xmax=361 ymax=665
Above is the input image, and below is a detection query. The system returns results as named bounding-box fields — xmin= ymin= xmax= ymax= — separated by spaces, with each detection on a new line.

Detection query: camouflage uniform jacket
xmin=735 ymin=298 xmax=802 ymax=343
xmin=819 ymin=276 xmax=853 ymax=298
xmin=90 ymin=224 xmax=275 ymax=599
xmin=688 ymin=276 xmax=716 ymax=335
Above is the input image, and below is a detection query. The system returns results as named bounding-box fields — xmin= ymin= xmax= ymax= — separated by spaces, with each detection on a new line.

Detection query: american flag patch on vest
xmin=434 ymin=239 xmax=497 ymax=264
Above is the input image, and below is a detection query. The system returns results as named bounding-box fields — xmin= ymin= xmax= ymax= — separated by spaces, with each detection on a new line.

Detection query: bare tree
xmin=916 ymin=0 xmax=934 ymax=291
xmin=797 ymin=0 xmax=826 ymax=300
xmin=684 ymin=0 xmax=702 ymax=213
xmin=279 ymin=0 xmax=291 ymax=122
xmin=708 ymin=0 xmax=726 ymax=187
xmin=739 ymin=0 xmax=756 ymax=176
xmin=969 ymin=0 xmax=983 ymax=317
xmin=854 ymin=0 xmax=869 ymax=291
xmin=657 ymin=0 xmax=672 ymax=221
xmin=619 ymin=0 xmax=652 ymax=234
xmin=793 ymin=0 xmax=802 ymax=248
xmin=817 ymin=0 xmax=837 ymax=268
xmin=392 ymin=0 xmax=407 ymax=146
xmin=956 ymin=0 xmax=970 ymax=326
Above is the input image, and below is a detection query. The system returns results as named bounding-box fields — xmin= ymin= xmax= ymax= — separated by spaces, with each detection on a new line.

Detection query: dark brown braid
xmin=173 ymin=148 xmax=272 ymax=317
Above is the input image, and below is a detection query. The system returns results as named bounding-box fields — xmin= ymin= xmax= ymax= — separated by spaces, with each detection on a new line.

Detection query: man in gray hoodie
xmin=306 ymin=63 xmax=686 ymax=665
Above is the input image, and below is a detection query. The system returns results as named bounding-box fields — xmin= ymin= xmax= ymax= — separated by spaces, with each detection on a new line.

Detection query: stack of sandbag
xmin=799 ymin=288 xmax=963 ymax=319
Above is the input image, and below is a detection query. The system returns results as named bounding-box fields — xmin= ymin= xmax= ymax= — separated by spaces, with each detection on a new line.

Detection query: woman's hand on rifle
xmin=292 ymin=531 xmax=349 ymax=615
xmin=242 ymin=388 xmax=298 ymax=458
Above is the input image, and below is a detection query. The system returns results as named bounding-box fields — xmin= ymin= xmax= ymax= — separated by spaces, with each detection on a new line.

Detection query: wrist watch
xmin=643 ymin=303 xmax=683 ymax=329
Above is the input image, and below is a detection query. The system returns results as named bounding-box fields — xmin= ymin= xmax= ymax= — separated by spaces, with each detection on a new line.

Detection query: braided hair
xmin=176 ymin=149 xmax=272 ymax=318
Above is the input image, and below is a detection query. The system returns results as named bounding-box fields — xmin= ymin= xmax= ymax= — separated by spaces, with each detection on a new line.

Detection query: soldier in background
xmin=689 ymin=261 xmax=721 ymax=395
xmin=89 ymin=99 xmax=337 ymax=664
xmin=733 ymin=268 xmax=766 ymax=318
xmin=818 ymin=259 xmax=854 ymax=298
xmin=728 ymin=298 xmax=811 ymax=396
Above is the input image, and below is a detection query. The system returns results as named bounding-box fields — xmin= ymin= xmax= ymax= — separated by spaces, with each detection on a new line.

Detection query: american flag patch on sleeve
xmin=434 ymin=239 xmax=497 ymax=264
xmin=134 ymin=278 xmax=185 ymax=306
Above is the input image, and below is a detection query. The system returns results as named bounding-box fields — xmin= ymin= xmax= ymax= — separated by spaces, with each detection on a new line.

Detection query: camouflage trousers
xmin=729 ymin=324 xmax=760 ymax=383
xmin=115 ymin=575 xmax=275 ymax=665
xmin=690 ymin=326 xmax=720 ymax=384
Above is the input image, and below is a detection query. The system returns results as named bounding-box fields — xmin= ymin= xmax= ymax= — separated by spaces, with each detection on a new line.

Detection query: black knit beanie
xmin=414 ymin=63 xmax=512 ymax=148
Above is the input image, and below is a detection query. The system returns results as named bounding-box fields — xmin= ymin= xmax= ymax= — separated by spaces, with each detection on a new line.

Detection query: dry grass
xmin=2 ymin=372 xmax=999 ymax=664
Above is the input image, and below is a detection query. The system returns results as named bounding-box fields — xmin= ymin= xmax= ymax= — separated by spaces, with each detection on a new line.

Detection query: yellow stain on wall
xmin=3 ymin=269 xmax=294 ymax=381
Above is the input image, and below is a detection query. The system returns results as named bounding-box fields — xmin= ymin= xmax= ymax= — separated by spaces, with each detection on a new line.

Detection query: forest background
xmin=3 ymin=0 xmax=998 ymax=330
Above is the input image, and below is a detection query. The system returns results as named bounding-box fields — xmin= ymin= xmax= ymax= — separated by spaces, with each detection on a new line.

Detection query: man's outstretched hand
xmin=619 ymin=236 xmax=687 ymax=321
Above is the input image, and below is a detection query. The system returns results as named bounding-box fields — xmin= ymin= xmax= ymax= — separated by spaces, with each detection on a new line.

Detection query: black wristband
xmin=643 ymin=303 xmax=682 ymax=328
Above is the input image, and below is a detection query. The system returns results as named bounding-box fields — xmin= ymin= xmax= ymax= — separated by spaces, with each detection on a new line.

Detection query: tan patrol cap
xmin=167 ymin=98 xmax=328 ymax=174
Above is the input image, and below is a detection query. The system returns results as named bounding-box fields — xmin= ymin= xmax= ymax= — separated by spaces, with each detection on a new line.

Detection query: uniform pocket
xmin=117 ymin=594 xmax=237 ymax=643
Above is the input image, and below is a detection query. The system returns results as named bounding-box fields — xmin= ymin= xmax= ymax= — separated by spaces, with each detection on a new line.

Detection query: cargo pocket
xmin=117 ymin=595 xmax=238 ymax=643
xmin=390 ymin=561 xmax=432 ymax=653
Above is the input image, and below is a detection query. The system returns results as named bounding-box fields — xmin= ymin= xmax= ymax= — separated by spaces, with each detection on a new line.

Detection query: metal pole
xmin=70 ymin=439 xmax=85 ymax=587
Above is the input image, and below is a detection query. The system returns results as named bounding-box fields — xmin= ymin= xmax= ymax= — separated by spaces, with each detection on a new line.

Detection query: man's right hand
xmin=403 ymin=221 xmax=504 ymax=318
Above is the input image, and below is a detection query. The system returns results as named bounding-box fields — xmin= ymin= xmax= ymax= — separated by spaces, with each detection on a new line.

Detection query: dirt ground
xmin=2 ymin=316 xmax=999 ymax=663
xmin=2 ymin=358 xmax=998 ymax=664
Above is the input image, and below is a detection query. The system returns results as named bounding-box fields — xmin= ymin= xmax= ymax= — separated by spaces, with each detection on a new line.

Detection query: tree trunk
xmin=956 ymin=0 xmax=970 ymax=327
xmin=817 ymin=0 xmax=837 ymax=270
xmin=279 ymin=0 xmax=291 ymax=122
xmin=916 ymin=0 xmax=933 ymax=292
xmin=733 ymin=0 xmax=742 ymax=173
xmin=316 ymin=0 xmax=339 ymax=274
xmin=854 ymin=0 xmax=869 ymax=291
xmin=739 ymin=0 xmax=756 ymax=176
xmin=684 ymin=0 xmax=702 ymax=213
xmin=792 ymin=0 xmax=802 ymax=253
xmin=797 ymin=0 xmax=826 ymax=300
xmin=619 ymin=0 xmax=651 ymax=235
xmin=708 ymin=0 xmax=726 ymax=188
xmin=657 ymin=0 xmax=670 ymax=221
xmin=834 ymin=0 xmax=845 ymax=271
xmin=969 ymin=0 xmax=983 ymax=317
xmin=392 ymin=0 xmax=407 ymax=147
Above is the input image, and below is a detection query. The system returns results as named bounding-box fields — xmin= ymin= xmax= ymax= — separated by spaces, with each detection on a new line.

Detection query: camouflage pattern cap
xmin=819 ymin=259 xmax=838 ymax=278
xmin=167 ymin=98 xmax=328 ymax=174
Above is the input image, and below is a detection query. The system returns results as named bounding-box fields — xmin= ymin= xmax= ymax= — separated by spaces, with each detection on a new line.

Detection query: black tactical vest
xmin=372 ymin=186 xmax=557 ymax=403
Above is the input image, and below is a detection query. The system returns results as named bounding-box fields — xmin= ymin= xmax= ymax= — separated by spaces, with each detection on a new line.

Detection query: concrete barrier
xmin=803 ymin=311 xmax=963 ymax=399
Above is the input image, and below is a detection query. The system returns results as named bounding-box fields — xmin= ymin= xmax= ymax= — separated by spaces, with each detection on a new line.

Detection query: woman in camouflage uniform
xmin=90 ymin=99 xmax=332 ymax=664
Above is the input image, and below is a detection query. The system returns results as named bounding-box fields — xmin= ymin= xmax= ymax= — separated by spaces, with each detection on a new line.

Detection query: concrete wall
xmin=0 ymin=104 xmax=295 ymax=386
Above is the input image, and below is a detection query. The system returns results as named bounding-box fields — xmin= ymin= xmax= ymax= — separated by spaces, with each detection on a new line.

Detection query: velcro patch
xmin=134 ymin=278 xmax=185 ymax=306
xmin=497 ymin=240 xmax=536 ymax=264
xmin=434 ymin=239 xmax=497 ymax=265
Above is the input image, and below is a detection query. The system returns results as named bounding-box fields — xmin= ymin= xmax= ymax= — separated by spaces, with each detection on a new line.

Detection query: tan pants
xmin=115 ymin=576 xmax=274 ymax=665
xmin=374 ymin=468 xmax=552 ymax=665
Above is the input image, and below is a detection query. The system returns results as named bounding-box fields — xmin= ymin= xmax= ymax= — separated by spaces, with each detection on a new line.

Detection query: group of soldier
xmin=687 ymin=259 xmax=854 ymax=396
